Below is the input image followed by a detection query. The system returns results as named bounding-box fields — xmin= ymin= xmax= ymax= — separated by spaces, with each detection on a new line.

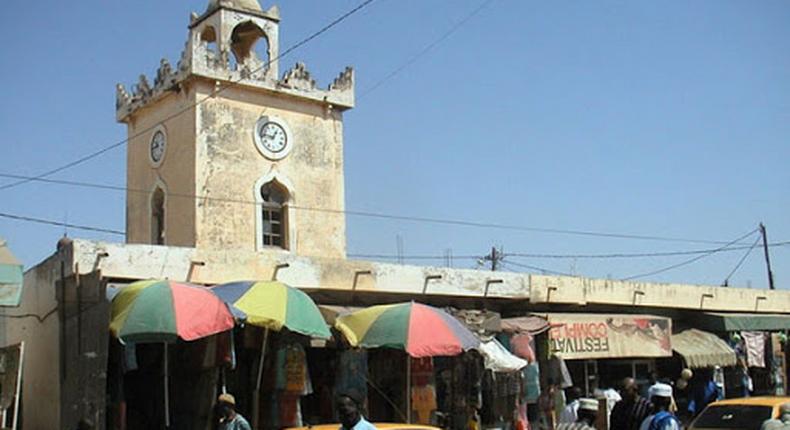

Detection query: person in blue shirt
xmin=338 ymin=392 xmax=377 ymax=430
xmin=216 ymin=393 xmax=252 ymax=430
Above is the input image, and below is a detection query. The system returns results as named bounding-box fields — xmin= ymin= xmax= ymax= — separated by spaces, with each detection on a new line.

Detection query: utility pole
xmin=759 ymin=223 xmax=775 ymax=290
xmin=482 ymin=246 xmax=504 ymax=271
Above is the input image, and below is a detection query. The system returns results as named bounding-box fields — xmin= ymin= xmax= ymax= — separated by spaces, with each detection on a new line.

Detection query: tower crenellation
xmin=116 ymin=0 xmax=354 ymax=122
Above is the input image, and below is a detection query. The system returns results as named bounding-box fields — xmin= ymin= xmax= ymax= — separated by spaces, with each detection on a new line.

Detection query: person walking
xmin=216 ymin=393 xmax=252 ymax=430
xmin=610 ymin=377 xmax=651 ymax=430
xmin=557 ymin=398 xmax=598 ymax=430
xmin=639 ymin=383 xmax=680 ymax=430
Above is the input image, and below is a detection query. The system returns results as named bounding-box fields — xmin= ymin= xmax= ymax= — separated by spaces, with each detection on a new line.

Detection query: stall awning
xmin=698 ymin=312 xmax=790 ymax=332
xmin=501 ymin=316 xmax=550 ymax=335
xmin=0 ymin=239 xmax=23 ymax=307
xmin=540 ymin=313 xmax=672 ymax=360
xmin=672 ymin=329 xmax=737 ymax=368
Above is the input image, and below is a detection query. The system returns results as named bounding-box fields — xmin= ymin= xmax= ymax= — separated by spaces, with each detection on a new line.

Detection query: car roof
xmin=709 ymin=396 xmax=790 ymax=407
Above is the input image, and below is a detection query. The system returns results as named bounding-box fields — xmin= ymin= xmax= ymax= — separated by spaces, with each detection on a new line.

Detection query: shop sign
xmin=547 ymin=314 xmax=672 ymax=360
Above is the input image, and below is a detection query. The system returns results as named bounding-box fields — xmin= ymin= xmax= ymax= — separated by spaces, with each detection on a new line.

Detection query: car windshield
xmin=691 ymin=404 xmax=774 ymax=430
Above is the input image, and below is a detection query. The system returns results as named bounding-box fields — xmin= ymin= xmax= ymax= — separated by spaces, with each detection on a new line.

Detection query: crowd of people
xmin=553 ymin=379 xmax=679 ymax=430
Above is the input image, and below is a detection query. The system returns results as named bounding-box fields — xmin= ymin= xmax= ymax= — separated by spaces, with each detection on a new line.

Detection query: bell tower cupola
xmin=116 ymin=0 xmax=355 ymax=259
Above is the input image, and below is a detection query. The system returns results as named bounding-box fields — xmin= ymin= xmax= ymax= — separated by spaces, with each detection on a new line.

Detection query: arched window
xmin=230 ymin=21 xmax=268 ymax=67
xmin=151 ymin=187 xmax=165 ymax=245
xmin=259 ymin=181 xmax=288 ymax=248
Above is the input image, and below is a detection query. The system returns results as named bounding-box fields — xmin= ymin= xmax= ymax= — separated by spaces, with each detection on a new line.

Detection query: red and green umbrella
xmin=210 ymin=281 xmax=331 ymax=339
xmin=109 ymin=279 xmax=235 ymax=428
xmin=110 ymin=279 xmax=235 ymax=343
xmin=335 ymin=301 xmax=480 ymax=358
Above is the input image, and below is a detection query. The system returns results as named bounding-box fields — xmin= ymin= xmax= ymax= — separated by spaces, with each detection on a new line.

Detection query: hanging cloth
xmin=741 ymin=331 xmax=766 ymax=368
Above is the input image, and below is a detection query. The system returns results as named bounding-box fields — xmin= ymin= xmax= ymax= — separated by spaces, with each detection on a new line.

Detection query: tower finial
xmin=206 ymin=0 xmax=263 ymax=14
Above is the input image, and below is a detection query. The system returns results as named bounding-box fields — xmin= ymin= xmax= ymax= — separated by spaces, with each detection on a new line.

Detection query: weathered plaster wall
xmin=72 ymin=239 xmax=790 ymax=313
xmin=125 ymin=88 xmax=197 ymax=247
xmin=530 ymin=274 xmax=790 ymax=313
xmin=0 ymin=250 xmax=62 ymax=429
xmin=193 ymin=81 xmax=347 ymax=258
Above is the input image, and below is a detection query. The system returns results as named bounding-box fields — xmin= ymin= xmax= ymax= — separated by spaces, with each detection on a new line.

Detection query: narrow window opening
xmin=259 ymin=181 xmax=288 ymax=249
xmin=151 ymin=187 xmax=165 ymax=245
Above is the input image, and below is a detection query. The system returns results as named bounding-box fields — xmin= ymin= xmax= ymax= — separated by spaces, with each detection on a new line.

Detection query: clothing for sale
xmin=522 ymin=363 xmax=541 ymax=403
xmin=742 ymin=331 xmax=766 ymax=368
xmin=336 ymin=350 xmax=369 ymax=404
xmin=124 ymin=342 xmax=138 ymax=371
xmin=411 ymin=385 xmax=437 ymax=424
xmin=511 ymin=333 xmax=537 ymax=363
xmin=547 ymin=355 xmax=573 ymax=388
xmin=411 ymin=357 xmax=435 ymax=386
xmin=275 ymin=344 xmax=312 ymax=394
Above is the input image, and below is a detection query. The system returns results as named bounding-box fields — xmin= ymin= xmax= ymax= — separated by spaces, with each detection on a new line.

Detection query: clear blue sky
xmin=1 ymin=0 xmax=788 ymax=288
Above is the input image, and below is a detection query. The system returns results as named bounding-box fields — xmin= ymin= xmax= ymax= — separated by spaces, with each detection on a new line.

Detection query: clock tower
xmin=117 ymin=0 xmax=354 ymax=259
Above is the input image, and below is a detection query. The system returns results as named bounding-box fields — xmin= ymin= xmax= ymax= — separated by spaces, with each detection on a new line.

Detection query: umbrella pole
xmin=252 ymin=328 xmax=269 ymax=429
xmin=164 ymin=342 xmax=170 ymax=429
xmin=406 ymin=355 xmax=411 ymax=424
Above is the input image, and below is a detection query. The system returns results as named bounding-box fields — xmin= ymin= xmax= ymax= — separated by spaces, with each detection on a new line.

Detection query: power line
xmin=621 ymin=228 xmax=760 ymax=281
xmin=722 ymin=235 xmax=762 ymax=286
xmin=0 ymin=212 xmax=125 ymax=236
xmin=348 ymin=241 xmax=790 ymax=262
xmin=348 ymin=253 xmax=480 ymax=260
xmin=0 ymin=172 xmax=763 ymax=245
xmin=359 ymin=0 xmax=497 ymax=99
xmin=504 ymin=242 xmax=790 ymax=259
xmin=0 ymin=210 xmax=783 ymax=283
xmin=0 ymin=0 xmax=378 ymax=192
xmin=500 ymin=259 xmax=573 ymax=277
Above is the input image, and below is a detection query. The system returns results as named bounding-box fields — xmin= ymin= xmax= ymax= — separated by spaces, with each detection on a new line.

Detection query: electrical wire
xmin=0 ymin=212 xmax=125 ymax=236
xmin=500 ymin=259 xmax=574 ymax=277
xmin=349 ymin=242 xmax=790 ymax=262
xmin=722 ymin=235 xmax=762 ymax=285
xmin=347 ymin=253 xmax=480 ymax=260
xmin=359 ymin=0 xmax=497 ymax=100
xmin=621 ymin=228 xmax=760 ymax=281
xmin=0 ymin=172 xmax=762 ymax=245
xmin=0 ymin=0 xmax=378 ymax=192
xmin=503 ymin=242 xmax=790 ymax=259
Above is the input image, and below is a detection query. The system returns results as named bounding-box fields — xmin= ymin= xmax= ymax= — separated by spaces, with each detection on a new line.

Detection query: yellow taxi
xmin=689 ymin=396 xmax=790 ymax=430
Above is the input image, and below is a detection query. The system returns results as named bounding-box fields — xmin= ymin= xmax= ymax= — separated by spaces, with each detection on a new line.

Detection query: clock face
xmin=150 ymin=130 xmax=166 ymax=164
xmin=259 ymin=122 xmax=287 ymax=153
xmin=253 ymin=116 xmax=292 ymax=160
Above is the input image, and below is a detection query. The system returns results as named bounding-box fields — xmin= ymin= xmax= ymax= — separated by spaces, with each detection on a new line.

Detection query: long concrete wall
xmin=69 ymin=238 xmax=789 ymax=313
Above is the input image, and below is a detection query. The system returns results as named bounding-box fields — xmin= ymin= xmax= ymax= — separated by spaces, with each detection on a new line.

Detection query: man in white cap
xmin=557 ymin=398 xmax=598 ymax=430
xmin=761 ymin=403 xmax=790 ymax=430
xmin=639 ymin=383 xmax=680 ymax=430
